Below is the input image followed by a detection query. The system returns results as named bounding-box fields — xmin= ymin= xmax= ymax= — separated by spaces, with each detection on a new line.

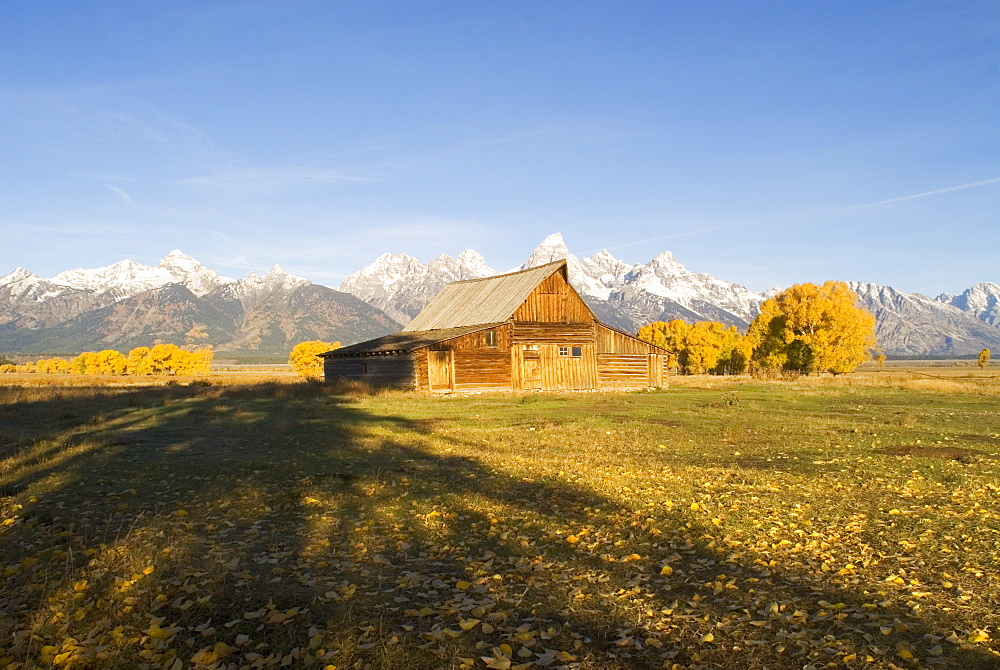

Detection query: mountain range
xmin=2 ymin=235 xmax=999 ymax=357
xmin=0 ymin=251 xmax=398 ymax=356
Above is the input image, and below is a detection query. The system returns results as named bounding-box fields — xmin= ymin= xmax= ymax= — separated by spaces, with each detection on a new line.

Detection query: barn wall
xmin=414 ymin=349 xmax=429 ymax=391
xmin=324 ymin=354 xmax=416 ymax=389
xmin=512 ymin=272 xmax=593 ymax=323
xmin=453 ymin=352 xmax=511 ymax=390
xmin=435 ymin=325 xmax=512 ymax=351
xmin=596 ymin=354 xmax=650 ymax=387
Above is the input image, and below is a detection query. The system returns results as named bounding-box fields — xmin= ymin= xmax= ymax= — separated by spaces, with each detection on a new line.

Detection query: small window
xmin=571 ymin=346 xmax=582 ymax=357
xmin=524 ymin=345 xmax=539 ymax=351
xmin=558 ymin=346 xmax=569 ymax=357
xmin=485 ymin=329 xmax=498 ymax=348
xmin=361 ymin=363 xmax=369 ymax=374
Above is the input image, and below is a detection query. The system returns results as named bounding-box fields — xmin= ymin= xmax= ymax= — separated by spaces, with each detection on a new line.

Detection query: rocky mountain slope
xmin=851 ymin=282 xmax=1000 ymax=356
xmin=0 ymin=252 xmax=399 ymax=355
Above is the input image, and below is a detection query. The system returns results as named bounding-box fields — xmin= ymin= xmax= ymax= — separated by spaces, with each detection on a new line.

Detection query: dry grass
xmin=1 ymin=379 xmax=999 ymax=669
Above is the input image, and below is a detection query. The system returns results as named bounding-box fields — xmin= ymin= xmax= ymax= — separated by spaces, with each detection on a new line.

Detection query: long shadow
xmin=0 ymin=383 xmax=997 ymax=669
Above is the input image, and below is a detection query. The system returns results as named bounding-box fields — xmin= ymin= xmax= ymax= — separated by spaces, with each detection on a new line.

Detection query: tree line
xmin=0 ymin=343 xmax=213 ymax=376
xmin=638 ymin=280 xmax=877 ymax=375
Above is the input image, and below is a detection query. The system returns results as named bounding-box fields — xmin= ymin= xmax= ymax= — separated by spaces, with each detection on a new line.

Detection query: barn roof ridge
xmin=401 ymin=260 xmax=574 ymax=332
xmin=448 ymin=259 xmax=567 ymax=284
xmin=320 ymin=322 xmax=506 ymax=357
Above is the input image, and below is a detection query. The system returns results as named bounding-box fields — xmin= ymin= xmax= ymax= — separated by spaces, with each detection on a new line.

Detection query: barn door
xmin=428 ymin=350 xmax=453 ymax=391
xmin=522 ymin=348 xmax=542 ymax=390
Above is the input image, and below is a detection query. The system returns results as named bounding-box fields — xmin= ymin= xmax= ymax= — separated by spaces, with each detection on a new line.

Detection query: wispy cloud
xmin=103 ymin=183 xmax=134 ymax=204
xmin=176 ymin=166 xmax=373 ymax=192
xmin=586 ymin=225 xmax=733 ymax=256
xmin=836 ymin=175 xmax=1000 ymax=211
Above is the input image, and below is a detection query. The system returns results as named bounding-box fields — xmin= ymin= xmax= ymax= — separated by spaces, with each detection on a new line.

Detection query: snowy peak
xmin=157 ymin=250 xmax=233 ymax=295
xmin=46 ymin=252 xmax=234 ymax=298
xmin=942 ymin=282 xmax=1000 ymax=327
xmin=1 ymin=267 xmax=36 ymax=285
xmin=339 ymin=249 xmax=496 ymax=324
xmin=514 ymin=234 xmax=764 ymax=324
xmin=520 ymin=232 xmax=573 ymax=269
xmin=52 ymin=258 xmax=174 ymax=297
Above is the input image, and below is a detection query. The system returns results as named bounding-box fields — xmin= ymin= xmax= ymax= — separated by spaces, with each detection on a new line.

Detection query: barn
xmin=321 ymin=260 xmax=671 ymax=392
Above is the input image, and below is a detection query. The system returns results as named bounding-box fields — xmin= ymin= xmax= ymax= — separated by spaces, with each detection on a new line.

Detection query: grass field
xmin=1 ymin=376 xmax=999 ymax=669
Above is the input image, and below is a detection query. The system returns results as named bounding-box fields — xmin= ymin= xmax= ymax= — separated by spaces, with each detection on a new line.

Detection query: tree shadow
xmin=0 ymin=383 xmax=997 ymax=669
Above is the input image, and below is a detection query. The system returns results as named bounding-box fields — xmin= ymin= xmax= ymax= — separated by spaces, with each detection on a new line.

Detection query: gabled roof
xmin=320 ymin=323 xmax=506 ymax=357
xmin=402 ymin=260 xmax=573 ymax=332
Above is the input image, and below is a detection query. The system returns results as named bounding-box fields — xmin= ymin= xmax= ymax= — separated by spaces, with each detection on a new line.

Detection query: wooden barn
xmin=321 ymin=260 xmax=671 ymax=392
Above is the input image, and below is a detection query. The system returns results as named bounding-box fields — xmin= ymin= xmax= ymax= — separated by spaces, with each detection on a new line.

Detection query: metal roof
xmin=402 ymin=260 xmax=569 ymax=332
xmin=320 ymin=323 xmax=506 ymax=357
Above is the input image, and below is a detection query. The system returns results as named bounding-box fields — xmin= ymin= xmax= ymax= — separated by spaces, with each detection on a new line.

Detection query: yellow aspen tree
xmin=145 ymin=343 xmax=179 ymax=374
xmin=637 ymin=320 xmax=690 ymax=370
xmin=289 ymin=340 xmax=341 ymax=380
xmin=746 ymin=281 xmax=876 ymax=374
xmin=682 ymin=321 xmax=727 ymax=374
xmin=979 ymin=348 xmax=991 ymax=369
xmin=71 ymin=352 xmax=100 ymax=374
xmin=128 ymin=347 xmax=151 ymax=375
xmin=93 ymin=350 xmax=129 ymax=375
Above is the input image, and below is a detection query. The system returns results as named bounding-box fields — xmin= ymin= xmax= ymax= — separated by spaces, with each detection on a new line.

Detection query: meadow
xmin=1 ymin=373 xmax=998 ymax=669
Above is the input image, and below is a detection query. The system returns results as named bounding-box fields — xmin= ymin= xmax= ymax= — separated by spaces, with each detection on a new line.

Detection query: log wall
xmin=453 ymin=352 xmax=511 ymax=390
xmin=324 ymin=354 xmax=417 ymax=389
xmin=596 ymin=353 xmax=650 ymax=387
xmin=595 ymin=324 xmax=663 ymax=354
xmin=511 ymin=322 xmax=594 ymax=344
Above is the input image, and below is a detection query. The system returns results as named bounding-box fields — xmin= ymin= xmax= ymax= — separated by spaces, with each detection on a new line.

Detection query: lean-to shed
xmin=321 ymin=260 xmax=671 ymax=391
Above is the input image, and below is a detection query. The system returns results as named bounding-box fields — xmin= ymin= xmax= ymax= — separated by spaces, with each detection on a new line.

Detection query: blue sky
xmin=2 ymin=1 xmax=997 ymax=295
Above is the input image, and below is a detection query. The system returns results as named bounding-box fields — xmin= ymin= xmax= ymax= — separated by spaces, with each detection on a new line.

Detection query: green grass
xmin=1 ymin=381 xmax=999 ymax=669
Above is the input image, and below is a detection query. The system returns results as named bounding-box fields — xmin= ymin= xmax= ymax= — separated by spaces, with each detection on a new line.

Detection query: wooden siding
xmin=595 ymin=324 xmax=662 ymax=354
xmin=324 ymin=354 xmax=417 ymax=389
xmin=453 ymin=352 xmax=511 ymax=390
xmin=511 ymin=322 xmax=594 ymax=344
xmin=512 ymin=272 xmax=594 ymax=323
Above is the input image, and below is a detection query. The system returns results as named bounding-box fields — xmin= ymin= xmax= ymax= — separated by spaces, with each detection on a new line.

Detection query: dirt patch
xmin=876 ymin=445 xmax=996 ymax=461
xmin=642 ymin=418 xmax=683 ymax=427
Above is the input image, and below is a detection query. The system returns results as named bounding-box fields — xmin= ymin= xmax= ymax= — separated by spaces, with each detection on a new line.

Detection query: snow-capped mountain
xmin=339 ymin=249 xmax=495 ymax=323
xmin=5 ymin=238 xmax=999 ymax=357
xmin=343 ymin=232 xmax=764 ymax=332
xmin=1 ymin=252 xmax=399 ymax=354
xmin=50 ymin=250 xmax=233 ymax=298
xmin=938 ymin=282 xmax=1000 ymax=328
xmin=851 ymin=282 xmax=1000 ymax=356
xmin=519 ymin=233 xmax=765 ymax=330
